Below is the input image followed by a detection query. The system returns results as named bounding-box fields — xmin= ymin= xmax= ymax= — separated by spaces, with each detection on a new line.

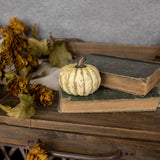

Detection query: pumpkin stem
xmin=75 ymin=56 xmax=86 ymax=68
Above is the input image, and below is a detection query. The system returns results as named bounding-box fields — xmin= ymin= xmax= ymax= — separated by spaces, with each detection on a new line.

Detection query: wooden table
xmin=0 ymin=42 xmax=160 ymax=160
xmin=0 ymin=87 xmax=160 ymax=160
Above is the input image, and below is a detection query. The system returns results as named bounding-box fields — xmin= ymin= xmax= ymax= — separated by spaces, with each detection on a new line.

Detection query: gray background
xmin=0 ymin=0 xmax=160 ymax=46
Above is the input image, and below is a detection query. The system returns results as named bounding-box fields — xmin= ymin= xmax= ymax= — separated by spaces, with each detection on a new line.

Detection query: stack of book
xmin=59 ymin=54 xmax=160 ymax=113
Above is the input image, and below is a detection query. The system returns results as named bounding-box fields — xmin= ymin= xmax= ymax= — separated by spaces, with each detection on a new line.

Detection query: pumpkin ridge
xmin=59 ymin=69 xmax=66 ymax=92
xmin=68 ymin=68 xmax=76 ymax=95
xmin=82 ymin=67 xmax=92 ymax=96
xmin=59 ymin=72 xmax=63 ymax=90
xmin=68 ymin=68 xmax=75 ymax=94
xmin=86 ymin=67 xmax=94 ymax=94
xmin=74 ymin=68 xmax=78 ymax=95
xmin=81 ymin=68 xmax=85 ymax=96
xmin=65 ymin=68 xmax=72 ymax=94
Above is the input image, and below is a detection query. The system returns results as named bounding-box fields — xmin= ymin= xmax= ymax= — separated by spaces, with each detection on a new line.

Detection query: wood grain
xmin=67 ymin=42 xmax=160 ymax=61
xmin=0 ymin=124 xmax=160 ymax=160
xmin=0 ymin=85 xmax=160 ymax=142
xmin=1 ymin=113 xmax=160 ymax=142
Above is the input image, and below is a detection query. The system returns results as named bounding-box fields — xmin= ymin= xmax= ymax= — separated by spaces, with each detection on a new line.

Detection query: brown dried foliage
xmin=7 ymin=76 xmax=29 ymax=96
xmin=29 ymin=84 xmax=54 ymax=106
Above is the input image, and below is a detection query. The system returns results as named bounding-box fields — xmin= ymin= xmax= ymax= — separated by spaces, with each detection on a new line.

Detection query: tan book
xmin=58 ymin=86 xmax=160 ymax=113
xmin=71 ymin=54 xmax=160 ymax=96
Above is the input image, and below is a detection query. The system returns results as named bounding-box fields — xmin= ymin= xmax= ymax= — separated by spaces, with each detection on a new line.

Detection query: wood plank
xmin=33 ymin=106 xmax=160 ymax=133
xmin=0 ymin=124 xmax=160 ymax=160
xmin=1 ymin=86 xmax=160 ymax=134
xmin=67 ymin=42 xmax=160 ymax=61
xmin=0 ymin=112 xmax=160 ymax=142
xmin=0 ymin=85 xmax=160 ymax=141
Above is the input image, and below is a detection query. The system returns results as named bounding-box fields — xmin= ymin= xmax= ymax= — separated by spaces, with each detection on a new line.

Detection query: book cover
xmin=70 ymin=54 xmax=160 ymax=96
xmin=58 ymin=86 xmax=160 ymax=113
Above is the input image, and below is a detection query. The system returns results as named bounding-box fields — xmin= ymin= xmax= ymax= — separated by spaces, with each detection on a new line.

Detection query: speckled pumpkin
xmin=59 ymin=57 xmax=101 ymax=96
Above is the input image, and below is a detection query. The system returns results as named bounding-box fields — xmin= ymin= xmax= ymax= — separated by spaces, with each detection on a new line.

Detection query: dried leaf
xmin=5 ymin=72 xmax=16 ymax=81
xmin=28 ymin=38 xmax=48 ymax=57
xmin=7 ymin=94 xmax=35 ymax=120
xmin=0 ymin=43 xmax=2 ymax=51
xmin=32 ymin=24 xmax=39 ymax=39
xmin=0 ymin=104 xmax=11 ymax=113
xmin=19 ymin=67 xmax=31 ymax=77
xmin=9 ymin=17 xmax=28 ymax=34
xmin=48 ymin=32 xmax=56 ymax=49
xmin=49 ymin=43 xmax=72 ymax=67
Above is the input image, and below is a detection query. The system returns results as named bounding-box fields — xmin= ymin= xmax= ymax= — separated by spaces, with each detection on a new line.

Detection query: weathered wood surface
xmin=0 ymin=43 xmax=160 ymax=159
xmin=0 ymin=124 xmax=160 ymax=160
xmin=67 ymin=42 xmax=160 ymax=61
xmin=0 ymin=86 xmax=160 ymax=143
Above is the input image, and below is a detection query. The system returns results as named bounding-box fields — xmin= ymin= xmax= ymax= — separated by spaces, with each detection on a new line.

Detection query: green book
xmin=58 ymin=86 xmax=160 ymax=113
xmin=70 ymin=54 xmax=160 ymax=96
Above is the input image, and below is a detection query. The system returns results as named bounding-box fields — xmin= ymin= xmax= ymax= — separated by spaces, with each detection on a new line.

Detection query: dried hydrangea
xmin=0 ymin=17 xmax=28 ymax=67
xmin=14 ymin=54 xmax=28 ymax=71
xmin=26 ymin=54 xmax=39 ymax=71
xmin=26 ymin=143 xmax=48 ymax=160
xmin=29 ymin=84 xmax=54 ymax=106
xmin=0 ymin=17 xmax=56 ymax=120
xmin=4 ymin=17 xmax=28 ymax=35
xmin=0 ymin=50 xmax=13 ymax=66
xmin=7 ymin=76 xmax=29 ymax=96
xmin=0 ymin=30 xmax=27 ymax=51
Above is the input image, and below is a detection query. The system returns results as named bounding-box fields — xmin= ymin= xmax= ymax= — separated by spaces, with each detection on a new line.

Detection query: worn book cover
xmin=70 ymin=54 xmax=160 ymax=96
xmin=58 ymin=86 xmax=160 ymax=113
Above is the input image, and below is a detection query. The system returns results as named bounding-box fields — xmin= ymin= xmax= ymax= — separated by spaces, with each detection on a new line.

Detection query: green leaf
xmin=0 ymin=104 xmax=11 ymax=113
xmin=49 ymin=43 xmax=72 ymax=67
xmin=7 ymin=94 xmax=35 ymax=120
xmin=5 ymin=72 xmax=16 ymax=91
xmin=0 ymin=43 xmax=2 ymax=51
xmin=28 ymin=38 xmax=48 ymax=57
xmin=5 ymin=72 xmax=16 ymax=80
xmin=19 ymin=67 xmax=31 ymax=77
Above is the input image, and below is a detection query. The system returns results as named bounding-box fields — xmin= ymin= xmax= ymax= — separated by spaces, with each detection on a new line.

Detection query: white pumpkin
xmin=59 ymin=57 xmax=101 ymax=96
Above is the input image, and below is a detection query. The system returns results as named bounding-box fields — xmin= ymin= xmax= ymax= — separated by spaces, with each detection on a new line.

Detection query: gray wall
xmin=1 ymin=0 xmax=160 ymax=46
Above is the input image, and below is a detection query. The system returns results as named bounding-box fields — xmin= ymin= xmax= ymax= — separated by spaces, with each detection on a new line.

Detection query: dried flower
xmin=29 ymin=85 xmax=54 ymax=106
xmin=26 ymin=143 xmax=48 ymax=160
xmin=0 ymin=50 xmax=13 ymax=66
xmin=0 ymin=17 xmax=60 ymax=120
xmin=4 ymin=32 xmax=27 ymax=52
xmin=7 ymin=76 xmax=28 ymax=96
xmin=0 ymin=31 xmax=28 ymax=67
xmin=6 ymin=17 xmax=28 ymax=35
xmin=14 ymin=54 xmax=28 ymax=71
xmin=26 ymin=54 xmax=39 ymax=71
